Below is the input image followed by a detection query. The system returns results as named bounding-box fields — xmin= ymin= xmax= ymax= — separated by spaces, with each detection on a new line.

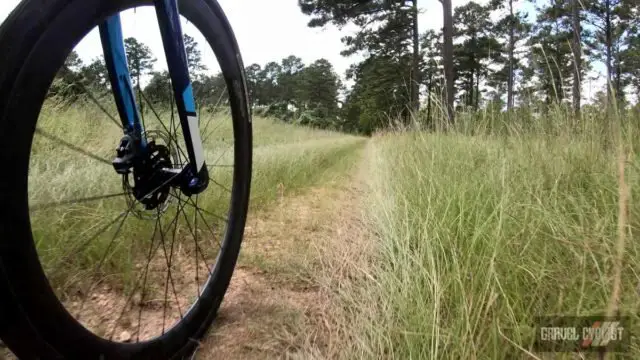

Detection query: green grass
xmin=25 ymin=98 xmax=640 ymax=359
xmin=28 ymin=102 xmax=365 ymax=297
xmin=343 ymin=112 xmax=640 ymax=359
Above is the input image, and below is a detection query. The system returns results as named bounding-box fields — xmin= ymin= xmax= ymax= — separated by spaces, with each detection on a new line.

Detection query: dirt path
xmin=197 ymin=148 xmax=370 ymax=359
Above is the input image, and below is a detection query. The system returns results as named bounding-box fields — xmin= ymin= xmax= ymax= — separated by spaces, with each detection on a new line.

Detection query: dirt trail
xmin=197 ymin=148 xmax=370 ymax=359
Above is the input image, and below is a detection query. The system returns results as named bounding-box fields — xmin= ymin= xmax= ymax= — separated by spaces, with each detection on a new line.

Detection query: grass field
xmin=17 ymin=101 xmax=640 ymax=358
xmin=332 ymin=110 xmax=640 ymax=359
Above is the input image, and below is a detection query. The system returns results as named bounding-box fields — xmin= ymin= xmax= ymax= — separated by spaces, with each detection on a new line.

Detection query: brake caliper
xmin=112 ymin=134 xmax=137 ymax=175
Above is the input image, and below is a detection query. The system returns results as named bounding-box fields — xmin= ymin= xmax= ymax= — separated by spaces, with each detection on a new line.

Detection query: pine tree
xmin=528 ymin=0 xmax=573 ymax=107
xmin=492 ymin=0 xmax=531 ymax=110
xmin=453 ymin=1 xmax=501 ymax=110
xmin=421 ymin=29 xmax=443 ymax=125
xmin=584 ymin=0 xmax=634 ymax=106
xmin=124 ymin=37 xmax=156 ymax=88
xmin=299 ymin=0 xmax=421 ymax=123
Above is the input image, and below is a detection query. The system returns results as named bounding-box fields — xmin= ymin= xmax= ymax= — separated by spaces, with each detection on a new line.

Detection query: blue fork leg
xmin=99 ymin=15 xmax=146 ymax=148
xmin=98 ymin=3 xmax=207 ymax=194
xmin=154 ymin=0 xmax=206 ymax=176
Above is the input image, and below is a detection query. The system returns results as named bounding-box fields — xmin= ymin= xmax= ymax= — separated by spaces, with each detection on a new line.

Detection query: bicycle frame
xmin=98 ymin=0 xmax=208 ymax=194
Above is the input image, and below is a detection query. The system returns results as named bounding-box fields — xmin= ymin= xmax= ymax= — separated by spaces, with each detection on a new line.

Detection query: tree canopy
xmin=52 ymin=0 xmax=640 ymax=135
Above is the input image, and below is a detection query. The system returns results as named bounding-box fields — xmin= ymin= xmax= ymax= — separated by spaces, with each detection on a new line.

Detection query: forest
xmin=53 ymin=0 xmax=640 ymax=136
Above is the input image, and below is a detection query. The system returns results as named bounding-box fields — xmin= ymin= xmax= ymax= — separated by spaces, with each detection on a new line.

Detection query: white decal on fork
xmin=187 ymin=115 xmax=205 ymax=171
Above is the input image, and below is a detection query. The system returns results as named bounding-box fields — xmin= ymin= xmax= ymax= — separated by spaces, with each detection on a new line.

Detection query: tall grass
xmin=347 ymin=109 xmax=640 ymax=358
xmin=29 ymin=100 xmax=366 ymax=297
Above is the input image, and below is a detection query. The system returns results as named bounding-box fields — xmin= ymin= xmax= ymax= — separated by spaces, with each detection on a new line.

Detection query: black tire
xmin=0 ymin=0 xmax=252 ymax=359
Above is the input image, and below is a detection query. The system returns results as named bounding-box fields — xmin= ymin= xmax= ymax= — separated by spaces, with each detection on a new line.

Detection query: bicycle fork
xmin=98 ymin=0 xmax=209 ymax=200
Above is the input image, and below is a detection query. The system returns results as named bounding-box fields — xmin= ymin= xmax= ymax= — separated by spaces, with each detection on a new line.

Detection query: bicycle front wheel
xmin=0 ymin=0 xmax=252 ymax=358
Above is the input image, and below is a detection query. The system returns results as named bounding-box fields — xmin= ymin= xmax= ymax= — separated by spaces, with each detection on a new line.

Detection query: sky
xmin=0 ymin=0 xmax=496 ymax=79
xmin=0 ymin=0 xmax=605 ymax=102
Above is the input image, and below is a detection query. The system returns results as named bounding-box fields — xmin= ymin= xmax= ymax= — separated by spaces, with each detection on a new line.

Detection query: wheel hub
xmin=114 ymin=130 xmax=181 ymax=216
xmin=129 ymin=142 xmax=173 ymax=210
xmin=113 ymin=129 xmax=210 ymax=216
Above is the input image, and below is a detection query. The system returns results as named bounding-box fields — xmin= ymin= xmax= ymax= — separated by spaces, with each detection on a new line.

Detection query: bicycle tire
xmin=0 ymin=0 xmax=252 ymax=359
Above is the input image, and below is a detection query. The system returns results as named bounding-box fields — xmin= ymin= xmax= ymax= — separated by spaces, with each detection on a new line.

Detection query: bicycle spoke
xmin=107 ymin=206 xmax=180 ymax=341
xmin=175 ymin=196 xmax=212 ymax=278
xmin=188 ymin=197 xmax=224 ymax=252
xmin=108 ymin=228 xmax=162 ymax=341
xmin=202 ymin=120 xmax=225 ymax=145
xmin=71 ymin=180 xmax=177 ymax=329
xmin=200 ymin=93 xmax=225 ymax=141
xmin=76 ymin=208 xmax=131 ymax=320
xmin=64 ymin=66 xmax=123 ymax=130
xmin=212 ymin=143 xmax=234 ymax=165
xmin=159 ymin=198 xmax=187 ymax=334
xmin=176 ymin=195 xmax=228 ymax=224
xmin=175 ymin=162 xmax=233 ymax=169
xmin=210 ymin=178 xmax=231 ymax=193
xmin=184 ymin=197 xmax=224 ymax=264
xmin=30 ymin=192 xmax=125 ymax=211
xmin=52 ymin=210 xmax=129 ymax=273
xmin=193 ymin=196 xmax=200 ymax=297
xmin=136 ymin=215 xmax=159 ymax=342
xmin=35 ymin=128 xmax=112 ymax=166
xmin=138 ymin=88 xmax=189 ymax=163
xmin=140 ymin=171 xmax=183 ymax=203
xmin=168 ymin=196 xmax=185 ymax=317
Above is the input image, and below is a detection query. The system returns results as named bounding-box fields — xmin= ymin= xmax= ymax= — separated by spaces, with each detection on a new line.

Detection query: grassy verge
xmin=348 ymin=117 xmax=640 ymax=358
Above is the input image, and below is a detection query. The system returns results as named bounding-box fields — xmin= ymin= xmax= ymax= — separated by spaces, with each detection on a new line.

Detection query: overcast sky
xmin=0 ymin=0 xmax=502 ymax=77
xmin=0 ymin=0 xmax=605 ymax=101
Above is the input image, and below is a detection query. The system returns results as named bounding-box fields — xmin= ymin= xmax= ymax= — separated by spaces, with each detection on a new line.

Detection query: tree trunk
xmin=426 ymin=73 xmax=433 ymax=126
xmin=441 ymin=0 xmax=455 ymax=124
xmin=469 ymin=69 xmax=475 ymax=108
xmin=475 ymin=71 xmax=480 ymax=110
xmin=571 ymin=0 xmax=581 ymax=118
xmin=470 ymin=47 xmax=476 ymax=109
xmin=507 ymin=0 xmax=515 ymax=111
xmin=605 ymin=0 xmax=613 ymax=107
xmin=411 ymin=0 xmax=420 ymax=116
xmin=615 ymin=43 xmax=623 ymax=105
xmin=553 ymin=16 xmax=564 ymax=103
xmin=136 ymin=72 xmax=144 ymax=117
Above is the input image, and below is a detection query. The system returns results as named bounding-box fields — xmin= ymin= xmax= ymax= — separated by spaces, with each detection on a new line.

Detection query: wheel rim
xmin=26 ymin=4 xmax=242 ymax=343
